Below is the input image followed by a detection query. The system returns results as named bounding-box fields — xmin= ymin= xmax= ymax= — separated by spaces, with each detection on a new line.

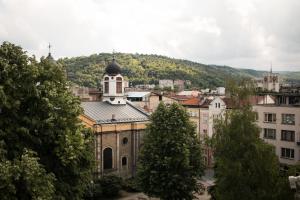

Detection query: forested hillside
xmin=59 ymin=53 xmax=300 ymax=88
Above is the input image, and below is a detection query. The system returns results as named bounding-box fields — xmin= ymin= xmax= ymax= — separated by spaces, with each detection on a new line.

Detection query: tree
xmin=213 ymin=80 xmax=283 ymax=200
xmin=0 ymin=142 xmax=55 ymax=200
xmin=137 ymin=102 xmax=204 ymax=200
xmin=0 ymin=42 xmax=94 ymax=199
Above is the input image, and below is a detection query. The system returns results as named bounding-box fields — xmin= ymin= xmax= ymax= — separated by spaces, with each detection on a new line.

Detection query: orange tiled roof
xmin=181 ymin=97 xmax=200 ymax=106
xmin=181 ymin=97 xmax=212 ymax=108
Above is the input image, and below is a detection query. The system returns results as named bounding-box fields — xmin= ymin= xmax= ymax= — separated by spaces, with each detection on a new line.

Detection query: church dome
xmin=105 ymin=59 xmax=121 ymax=76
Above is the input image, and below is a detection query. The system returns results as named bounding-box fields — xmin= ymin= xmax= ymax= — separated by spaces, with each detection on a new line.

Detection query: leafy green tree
xmin=0 ymin=142 xmax=55 ymax=200
xmin=0 ymin=42 xmax=94 ymax=199
xmin=213 ymin=80 xmax=284 ymax=200
xmin=137 ymin=103 xmax=204 ymax=200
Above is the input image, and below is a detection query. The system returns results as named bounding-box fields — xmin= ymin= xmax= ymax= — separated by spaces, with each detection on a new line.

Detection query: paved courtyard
xmin=116 ymin=191 xmax=210 ymax=200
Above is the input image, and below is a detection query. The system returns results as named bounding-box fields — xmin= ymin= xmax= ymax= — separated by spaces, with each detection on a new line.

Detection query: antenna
xmin=48 ymin=43 xmax=52 ymax=55
xmin=270 ymin=62 xmax=272 ymax=74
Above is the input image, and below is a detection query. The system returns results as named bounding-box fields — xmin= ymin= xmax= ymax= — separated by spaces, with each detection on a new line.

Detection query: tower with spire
xmin=262 ymin=62 xmax=280 ymax=92
xmin=102 ymin=57 xmax=126 ymax=105
xmin=46 ymin=43 xmax=55 ymax=62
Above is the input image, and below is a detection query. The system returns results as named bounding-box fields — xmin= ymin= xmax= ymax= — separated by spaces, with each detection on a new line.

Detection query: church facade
xmin=80 ymin=59 xmax=150 ymax=178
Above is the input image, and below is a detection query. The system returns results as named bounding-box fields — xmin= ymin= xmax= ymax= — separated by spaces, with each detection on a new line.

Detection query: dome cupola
xmin=105 ymin=59 xmax=121 ymax=76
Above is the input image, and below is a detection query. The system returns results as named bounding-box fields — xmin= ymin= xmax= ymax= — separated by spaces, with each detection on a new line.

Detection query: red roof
xmin=181 ymin=97 xmax=200 ymax=106
xmin=181 ymin=97 xmax=212 ymax=108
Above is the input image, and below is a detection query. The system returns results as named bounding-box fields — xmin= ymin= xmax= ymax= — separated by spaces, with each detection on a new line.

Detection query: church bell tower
xmin=102 ymin=58 xmax=126 ymax=105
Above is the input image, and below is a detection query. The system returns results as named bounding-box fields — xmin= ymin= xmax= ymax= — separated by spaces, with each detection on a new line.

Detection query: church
xmin=80 ymin=59 xmax=150 ymax=178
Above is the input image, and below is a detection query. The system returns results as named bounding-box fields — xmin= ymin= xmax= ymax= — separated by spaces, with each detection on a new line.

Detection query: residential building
xmin=174 ymin=79 xmax=185 ymax=91
xmin=177 ymin=90 xmax=201 ymax=97
xmin=254 ymin=90 xmax=300 ymax=165
xmin=71 ymin=86 xmax=101 ymax=101
xmin=216 ymin=87 xmax=225 ymax=95
xmin=126 ymin=91 xmax=162 ymax=113
xmin=159 ymin=79 xmax=174 ymax=89
xmin=80 ymin=59 xmax=149 ymax=178
xmin=182 ymin=96 xmax=227 ymax=167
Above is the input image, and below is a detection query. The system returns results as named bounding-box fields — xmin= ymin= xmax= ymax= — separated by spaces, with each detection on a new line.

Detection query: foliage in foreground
xmin=84 ymin=175 xmax=122 ymax=199
xmin=0 ymin=42 xmax=94 ymax=199
xmin=213 ymin=80 xmax=292 ymax=200
xmin=137 ymin=103 xmax=204 ymax=200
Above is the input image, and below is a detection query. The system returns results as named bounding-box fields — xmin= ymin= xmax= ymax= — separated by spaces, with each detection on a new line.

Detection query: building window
xmin=122 ymin=137 xmax=128 ymax=145
xmin=104 ymin=82 xmax=109 ymax=93
xmin=215 ymin=103 xmax=217 ymax=108
xmin=281 ymin=148 xmax=294 ymax=159
xmin=264 ymin=113 xmax=276 ymax=123
xmin=122 ymin=157 xmax=127 ymax=166
xmin=218 ymin=103 xmax=220 ymax=108
xmin=282 ymin=114 xmax=295 ymax=125
xmin=263 ymin=128 xmax=276 ymax=139
xmin=254 ymin=112 xmax=259 ymax=121
xmin=159 ymin=95 xmax=162 ymax=101
xmin=103 ymin=148 xmax=113 ymax=170
xmin=116 ymin=77 xmax=122 ymax=93
xmin=281 ymin=130 xmax=295 ymax=142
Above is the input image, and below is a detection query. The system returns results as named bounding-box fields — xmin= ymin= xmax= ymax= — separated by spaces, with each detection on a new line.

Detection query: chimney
xmin=111 ymin=114 xmax=116 ymax=121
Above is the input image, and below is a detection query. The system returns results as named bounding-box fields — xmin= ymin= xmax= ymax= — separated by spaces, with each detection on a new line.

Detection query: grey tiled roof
xmin=81 ymin=101 xmax=149 ymax=124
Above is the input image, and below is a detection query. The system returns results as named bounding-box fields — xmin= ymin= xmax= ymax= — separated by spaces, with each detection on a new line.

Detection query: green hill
xmin=58 ymin=53 xmax=300 ymax=88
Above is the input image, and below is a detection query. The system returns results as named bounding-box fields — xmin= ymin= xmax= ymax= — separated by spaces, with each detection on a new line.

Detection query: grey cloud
xmin=0 ymin=0 xmax=299 ymax=71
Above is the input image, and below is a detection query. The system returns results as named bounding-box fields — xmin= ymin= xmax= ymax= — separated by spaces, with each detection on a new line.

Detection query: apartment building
xmin=182 ymin=96 xmax=227 ymax=167
xmin=253 ymin=91 xmax=300 ymax=165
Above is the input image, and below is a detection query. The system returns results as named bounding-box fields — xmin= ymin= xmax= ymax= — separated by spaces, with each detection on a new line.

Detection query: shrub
xmin=99 ymin=175 xmax=122 ymax=197
xmin=122 ymin=178 xmax=140 ymax=192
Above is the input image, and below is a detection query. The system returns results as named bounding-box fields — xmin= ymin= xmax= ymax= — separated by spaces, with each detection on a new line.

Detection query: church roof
xmin=105 ymin=59 xmax=121 ymax=76
xmin=81 ymin=101 xmax=149 ymax=124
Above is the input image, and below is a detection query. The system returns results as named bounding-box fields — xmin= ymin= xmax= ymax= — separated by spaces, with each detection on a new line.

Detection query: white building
xmin=255 ymin=70 xmax=280 ymax=92
xmin=102 ymin=59 xmax=127 ymax=105
xmin=182 ymin=96 xmax=227 ymax=167
xmin=159 ymin=79 xmax=174 ymax=89
xmin=253 ymin=93 xmax=300 ymax=165
xmin=217 ymin=87 xmax=226 ymax=95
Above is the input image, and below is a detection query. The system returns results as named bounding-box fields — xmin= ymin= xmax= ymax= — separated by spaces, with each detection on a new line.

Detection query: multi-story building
xmin=182 ymin=96 xmax=227 ymax=167
xmin=254 ymin=90 xmax=300 ymax=165
xmin=80 ymin=59 xmax=150 ymax=178
xmin=126 ymin=91 xmax=163 ymax=113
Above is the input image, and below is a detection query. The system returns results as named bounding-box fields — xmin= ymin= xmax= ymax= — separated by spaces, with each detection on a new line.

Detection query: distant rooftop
xmin=126 ymin=91 xmax=151 ymax=98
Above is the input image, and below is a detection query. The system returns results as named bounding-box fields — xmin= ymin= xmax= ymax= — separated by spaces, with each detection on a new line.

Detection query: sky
xmin=0 ymin=0 xmax=299 ymax=71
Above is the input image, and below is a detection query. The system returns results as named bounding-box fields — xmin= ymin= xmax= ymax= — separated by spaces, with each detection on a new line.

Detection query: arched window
xmin=104 ymin=77 xmax=109 ymax=93
xmin=122 ymin=157 xmax=127 ymax=166
xmin=122 ymin=137 xmax=128 ymax=145
xmin=103 ymin=148 xmax=113 ymax=169
xmin=116 ymin=77 xmax=122 ymax=93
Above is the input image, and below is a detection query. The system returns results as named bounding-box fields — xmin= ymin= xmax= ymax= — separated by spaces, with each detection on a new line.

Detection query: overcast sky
xmin=0 ymin=0 xmax=299 ymax=71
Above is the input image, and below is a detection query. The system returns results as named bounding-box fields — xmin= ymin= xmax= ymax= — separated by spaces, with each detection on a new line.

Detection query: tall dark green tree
xmin=0 ymin=42 xmax=94 ymax=199
xmin=213 ymin=80 xmax=284 ymax=200
xmin=137 ymin=102 xmax=204 ymax=200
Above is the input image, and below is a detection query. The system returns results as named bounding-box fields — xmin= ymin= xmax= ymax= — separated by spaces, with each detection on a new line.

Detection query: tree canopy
xmin=0 ymin=42 xmax=94 ymax=199
xmin=137 ymin=102 xmax=204 ymax=200
xmin=213 ymin=80 xmax=287 ymax=200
